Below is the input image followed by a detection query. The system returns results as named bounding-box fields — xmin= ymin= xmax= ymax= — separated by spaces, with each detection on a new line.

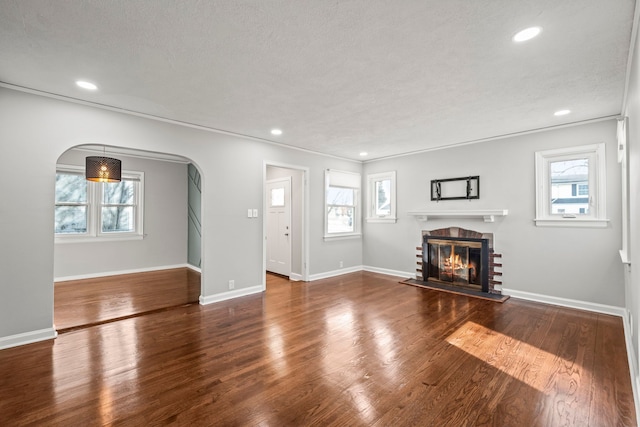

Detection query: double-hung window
xmin=55 ymin=171 xmax=89 ymax=234
xmin=366 ymin=171 xmax=397 ymax=223
xmin=324 ymin=169 xmax=361 ymax=239
xmin=534 ymin=143 xmax=608 ymax=227
xmin=55 ymin=165 xmax=144 ymax=241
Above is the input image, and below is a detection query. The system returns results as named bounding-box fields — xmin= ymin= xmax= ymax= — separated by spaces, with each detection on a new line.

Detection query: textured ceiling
xmin=0 ymin=0 xmax=635 ymax=160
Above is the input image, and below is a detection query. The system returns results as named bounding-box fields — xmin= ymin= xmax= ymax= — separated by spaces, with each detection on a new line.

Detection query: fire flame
xmin=445 ymin=254 xmax=472 ymax=270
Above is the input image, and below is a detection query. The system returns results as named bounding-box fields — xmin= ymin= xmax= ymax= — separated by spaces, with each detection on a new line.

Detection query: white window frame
xmin=366 ymin=171 xmax=397 ymax=223
xmin=534 ymin=143 xmax=608 ymax=228
xmin=55 ymin=164 xmax=145 ymax=243
xmin=324 ymin=169 xmax=361 ymax=240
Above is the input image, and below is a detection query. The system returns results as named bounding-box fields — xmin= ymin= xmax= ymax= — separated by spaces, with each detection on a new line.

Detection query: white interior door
xmin=266 ymin=178 xmax=291 ymax=276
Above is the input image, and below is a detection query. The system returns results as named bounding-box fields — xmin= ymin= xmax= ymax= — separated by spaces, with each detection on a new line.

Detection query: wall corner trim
xmin=199 ymin=285 xmax=263 ymax=305
xmin=0 ymin=328 xmax=58 ymax=350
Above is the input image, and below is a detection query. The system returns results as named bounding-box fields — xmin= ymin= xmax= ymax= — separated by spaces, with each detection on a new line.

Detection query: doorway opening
xmin=53 ymin=145 xmax=203 ymax=331
xmin=264 ymin=163 xmax=308 ymax=282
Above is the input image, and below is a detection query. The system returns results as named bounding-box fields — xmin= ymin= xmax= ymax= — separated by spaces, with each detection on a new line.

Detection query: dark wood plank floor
xmin=1 ymin=271 xmax=635 ymax=426
xmin=54 ymin=267 xmax=201 ymax=331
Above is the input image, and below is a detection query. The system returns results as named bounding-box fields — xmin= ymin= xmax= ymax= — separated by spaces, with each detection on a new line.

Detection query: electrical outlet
xmin=228 ymin=280 xmax=235 ymax=290
xmin=339 ymin=261 xmax=344 ymax=268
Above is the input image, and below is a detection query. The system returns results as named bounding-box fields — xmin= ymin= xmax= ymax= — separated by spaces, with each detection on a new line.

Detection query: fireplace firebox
xmin=417 ymin=227 xmax=502 ymax=295
xmin=423 ymin=236 xmax=489 ymax=292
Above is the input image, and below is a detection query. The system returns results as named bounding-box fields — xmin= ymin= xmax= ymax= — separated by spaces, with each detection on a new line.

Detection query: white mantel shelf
xmin=407 ymin=209 xmax=509 ymax=223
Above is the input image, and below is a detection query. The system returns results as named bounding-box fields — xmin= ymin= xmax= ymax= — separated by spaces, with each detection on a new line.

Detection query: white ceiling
xmin=0 ymin=0 xmax=636 ymax=161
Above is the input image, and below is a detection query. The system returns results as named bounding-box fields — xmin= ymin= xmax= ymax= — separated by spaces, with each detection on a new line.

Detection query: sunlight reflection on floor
xmin=446 ymin=321 xmax=573 ymax=393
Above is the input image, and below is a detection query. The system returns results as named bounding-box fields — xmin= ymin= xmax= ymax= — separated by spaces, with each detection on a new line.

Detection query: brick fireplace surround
xmin=416 ymin=227 xmax=503 ymax=296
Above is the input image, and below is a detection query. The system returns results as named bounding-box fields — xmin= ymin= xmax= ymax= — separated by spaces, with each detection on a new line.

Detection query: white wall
xmin=0 ymin=87 xmax=362 ymax=346
xmin=363 ymin=119 xmax=623 ymax=307
xmin=623 ymin=10 xmax=640 ymax=394
xmin=54 ymin=149 xmax=188 ymax=279
xmin=2 ymin=83 xmax=624 ymax=352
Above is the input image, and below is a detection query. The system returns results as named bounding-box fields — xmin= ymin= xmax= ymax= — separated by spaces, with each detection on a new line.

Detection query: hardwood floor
xmin=1 ymin=271 xmax=635 ymax=426
xmin=54 ymin=267 xmax=201 ymax=331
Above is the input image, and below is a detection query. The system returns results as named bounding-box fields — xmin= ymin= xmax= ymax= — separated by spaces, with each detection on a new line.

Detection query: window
xmin=577 ymin=184 xmax=589 ymax=196
xmin=366 ymin=171 xmax=397 ymax=223
xmin=534 ymin=143 xmax=608 ymax=227
xmin=55 ymin=173 xmax=88 ymax=233
xmin=102 ymin=180 xmax=137 ymax=233
xmin=270 ymin=187 xmax=285 ymax=207
xmin=325 ymin=169 xmax=361 ymax=239
xmin=55 ymin=165 xmax=144 ymax=241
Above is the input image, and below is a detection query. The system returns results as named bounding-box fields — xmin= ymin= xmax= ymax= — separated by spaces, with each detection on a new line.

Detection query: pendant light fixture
xmin=86 ymin=150 xmax=121 ymax=183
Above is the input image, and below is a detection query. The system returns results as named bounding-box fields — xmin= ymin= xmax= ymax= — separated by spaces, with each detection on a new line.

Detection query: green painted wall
xmin=188 ymin=163 xmax=202 ymax=268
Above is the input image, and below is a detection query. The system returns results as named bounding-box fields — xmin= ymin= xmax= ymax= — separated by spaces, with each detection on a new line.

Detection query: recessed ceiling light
xmin=76 ymin=80 xmax=98 ymax=90
xmin=554 ymin=109 xmax=571 ymax=116
xmin=359 ymin=152 xmax=368 ymax=157
xmin=270 ymin=129 xmax=282 ymax=136
xmin=513 ymin=26 xmax=542 ymax=42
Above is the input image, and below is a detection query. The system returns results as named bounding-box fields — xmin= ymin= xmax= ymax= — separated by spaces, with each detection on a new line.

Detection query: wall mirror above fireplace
xmin=430 ymin=176 xmax=479 ymax=201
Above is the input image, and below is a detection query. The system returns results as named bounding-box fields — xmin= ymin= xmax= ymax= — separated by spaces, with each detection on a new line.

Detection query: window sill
xmin=55 ymin=234 xmax=144 ymax=244
xmin=366 ymin=217 xmax=397 ymax=224
xmin=323 ymin=233 xmax=362 ymax=241
xmin=533 ymin=218 xmax=610 ymax=228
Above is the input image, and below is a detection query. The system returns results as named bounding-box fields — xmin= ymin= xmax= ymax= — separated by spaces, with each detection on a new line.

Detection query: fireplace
xmin=424 ymin=236 xmax=489 ymax=292
xmin=417 ymin=227 xmax=502 ymax=295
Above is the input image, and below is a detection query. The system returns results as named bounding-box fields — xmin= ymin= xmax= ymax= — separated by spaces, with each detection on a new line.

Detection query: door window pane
xmin=270 ymin=187 xmax=285 ymax=207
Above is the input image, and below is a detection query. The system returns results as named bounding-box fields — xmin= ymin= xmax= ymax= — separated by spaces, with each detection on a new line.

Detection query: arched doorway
xmin=53 ymin=144 xmax=204 ymax=331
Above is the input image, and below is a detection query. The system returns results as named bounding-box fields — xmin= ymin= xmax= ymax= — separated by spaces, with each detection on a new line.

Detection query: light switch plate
xmin=247 ymin=209 xmax=253 ymax=218
xmin=252 ymin=209 xmax=258 ymax=217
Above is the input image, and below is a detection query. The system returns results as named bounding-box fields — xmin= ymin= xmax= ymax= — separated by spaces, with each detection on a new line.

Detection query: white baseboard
xmin=187 ymin=264 xmax=202 ymax=273
xmin=363 ymin=265 xmax=415 ymax=279
xmin=289 ymin=273 xmax=304 ymax=282
xmin=308 ymin=265 xmax=364 ymax=281
xmin=54 ymin=263 xmax=192 ymax=283
xmin=0 ymin=327 xmax=57 ymax=350
xmin=636 ymin=375 xmax=640 ymax=427
xmin=199 ymin=285 xmax=263 ymax=305
xmin=621 ymin=309 xmax=640 ymax=425
xmin=502 ymin=288 xmax=626 ymax=317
